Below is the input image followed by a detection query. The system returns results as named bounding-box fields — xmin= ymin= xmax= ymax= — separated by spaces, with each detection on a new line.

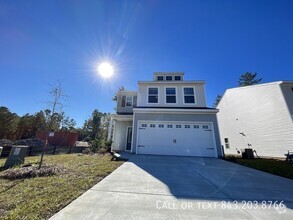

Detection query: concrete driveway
xmin=50 ymin=155 xmax=293 ymax=220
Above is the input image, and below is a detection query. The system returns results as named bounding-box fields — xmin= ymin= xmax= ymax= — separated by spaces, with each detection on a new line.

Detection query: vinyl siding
xmin=132 ymin=112 xmax=222 ymax=157
xmin=280 ymin=83 xmax=293 ymax=120
xmin=217 ymin=83 xmax=293 ymax=158
xmin=116 ymin=92 xmax=137 ymax=114
xmin=137 ymin=83 xmax=206 ymax=107
xmin=112 ymin=121 xmax=133 ymax=151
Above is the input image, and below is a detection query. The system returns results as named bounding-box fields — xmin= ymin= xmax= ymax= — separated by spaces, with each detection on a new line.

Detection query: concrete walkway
xmin=50 ymin=155 xmax=293 ymax=220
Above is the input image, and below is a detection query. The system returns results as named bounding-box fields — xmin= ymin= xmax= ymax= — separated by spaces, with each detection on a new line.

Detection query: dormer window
xmin=174 ymin=76 xmax=181 ymax=81
xmin=166 ymin=76 xmax=173 ymax=81
xmin=157 ymin=76 xmax=164 ymax=81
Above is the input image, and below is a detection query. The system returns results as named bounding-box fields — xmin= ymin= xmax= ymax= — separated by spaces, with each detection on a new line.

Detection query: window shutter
xmin=122 ymin=96 xmax=126 ymax=107
xmin=133 ymin=96 xmax=137 ymax=107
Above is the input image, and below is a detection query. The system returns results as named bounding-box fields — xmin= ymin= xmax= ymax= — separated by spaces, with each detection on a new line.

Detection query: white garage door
xmin=137 ymin=121 xmax=217 ymax=157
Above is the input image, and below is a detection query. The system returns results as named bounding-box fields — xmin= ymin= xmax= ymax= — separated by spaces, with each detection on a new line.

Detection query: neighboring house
xmin=217 ymin=81 xmax=293 ymax=158
xmin=108 ymin=72 xmax=222 ymax=157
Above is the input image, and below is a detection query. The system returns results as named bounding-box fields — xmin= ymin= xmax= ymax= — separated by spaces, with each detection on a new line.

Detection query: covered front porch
xmin=108 ymin=114 xmax=133 ymax=152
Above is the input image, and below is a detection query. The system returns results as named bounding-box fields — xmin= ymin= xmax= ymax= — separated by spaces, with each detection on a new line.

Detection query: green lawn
xmin=225 ymin=157 xmax=293 ymax=179
xmin=0 ymin=154 xmax=124 ymax=219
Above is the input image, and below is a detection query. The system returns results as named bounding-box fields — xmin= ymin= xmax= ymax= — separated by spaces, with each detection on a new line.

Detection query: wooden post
xmin=39 ymin=137 xmax=48 ymax=169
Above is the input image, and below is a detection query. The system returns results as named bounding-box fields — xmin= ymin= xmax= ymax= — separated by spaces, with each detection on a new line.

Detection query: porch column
xmin=107 ymin=117 xmax=113 ymax=141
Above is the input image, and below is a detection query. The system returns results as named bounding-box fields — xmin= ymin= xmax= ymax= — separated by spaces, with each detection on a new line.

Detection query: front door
xmin=126 ymin=127 xmax=132 ymax=151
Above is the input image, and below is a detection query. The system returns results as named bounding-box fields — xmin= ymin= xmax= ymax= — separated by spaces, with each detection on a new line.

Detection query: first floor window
xmin=224 ymin=138 xmax=230 ymax=149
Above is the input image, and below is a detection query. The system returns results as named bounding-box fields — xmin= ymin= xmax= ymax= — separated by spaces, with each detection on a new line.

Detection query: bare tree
xmin=39 ymin=81 xmax=67 ymax=169
xmin=48 ymin=81 xmax=67 ymax=130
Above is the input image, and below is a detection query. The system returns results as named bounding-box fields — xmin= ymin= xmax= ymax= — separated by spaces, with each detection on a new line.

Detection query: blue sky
xmin=1 ymin=0 xmax=292 ymax=127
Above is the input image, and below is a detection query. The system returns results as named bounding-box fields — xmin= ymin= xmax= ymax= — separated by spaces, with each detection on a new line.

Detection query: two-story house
xmin=108 ymin=72 xmax=222 ymax=157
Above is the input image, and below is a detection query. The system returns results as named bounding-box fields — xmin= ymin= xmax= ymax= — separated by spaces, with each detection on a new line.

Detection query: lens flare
xmin=98 ymin=62 xmax=114 ymax=78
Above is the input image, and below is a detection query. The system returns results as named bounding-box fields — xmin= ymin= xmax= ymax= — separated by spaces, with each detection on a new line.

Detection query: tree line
xmin=0 ymin=81 xmax=111 ymax=148
xmin=0 ymin=107 xmax=110 ymax=144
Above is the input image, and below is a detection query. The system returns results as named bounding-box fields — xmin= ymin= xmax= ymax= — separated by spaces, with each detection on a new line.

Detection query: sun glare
xmin=98 ymin=62 xmax=114 ymax=78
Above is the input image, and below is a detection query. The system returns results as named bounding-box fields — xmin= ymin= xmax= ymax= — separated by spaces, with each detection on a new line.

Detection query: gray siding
xmin=137 ymin=83 xmax=207 ymax=107
xmin=112 ymin=121 xmax=133 ymax=151
xmin=116 ymin=92 xmax=137 ymax=114
xmin=132 ymin=112 xmax=222 ymax=157
xmin=280 ymin=83 xmax=293 ymax=119
xmin=217 ymin=83 xmax=293 ymax=158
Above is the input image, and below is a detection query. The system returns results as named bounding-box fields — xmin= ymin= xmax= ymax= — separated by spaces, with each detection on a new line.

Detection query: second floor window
xmin=148 ymin=88 xmax=158 ymax=103
xmin=166 ymin=88 xmax=176 ymax=103
xmin=184 ymin=87 xmax=195 ymax=104
xmin=126 ymin=96 xmax=133 ymax=107
xmin=122 ymin=96 xmax=133 ymax=107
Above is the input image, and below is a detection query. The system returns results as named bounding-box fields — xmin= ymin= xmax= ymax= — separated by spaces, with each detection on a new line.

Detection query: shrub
xmin=0 ymin=164 xmax=66 ymax=180
xmin=97 ymin=148 xmax=108 ymax=154
xmin=82 ymin=148 xmax=93 ymax=155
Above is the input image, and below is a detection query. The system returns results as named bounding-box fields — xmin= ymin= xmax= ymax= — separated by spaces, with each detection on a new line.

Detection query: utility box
xmin=241 ymin=148 xmax=254 ymax=159
xmin=4 ymin=145 xmax=28 ymax=168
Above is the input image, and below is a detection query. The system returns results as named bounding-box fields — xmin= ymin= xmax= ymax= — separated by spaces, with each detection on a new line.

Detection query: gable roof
xmin=216 ymin=81 xmax=293 ymax=107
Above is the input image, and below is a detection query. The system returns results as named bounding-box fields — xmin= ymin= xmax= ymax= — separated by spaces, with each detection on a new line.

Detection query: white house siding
xmin=137 ymin=82 xmax=207 ymax=107
xmin=217 ymin=82 xmax=293 ymax=158
xmin=280 ymin=83 xmax=293 ymax=120
xmin=132 ymin=111 xmax=222 ymax=157
xmin=112 ymin=121 xmax=133 ymax=151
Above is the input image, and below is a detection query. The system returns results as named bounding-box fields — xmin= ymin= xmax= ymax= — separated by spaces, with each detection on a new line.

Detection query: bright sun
xmin=98 ymin=62 xmax=114 ymax=78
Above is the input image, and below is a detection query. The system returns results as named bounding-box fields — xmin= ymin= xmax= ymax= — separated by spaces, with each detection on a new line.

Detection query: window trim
xmin=203 ymin=125 xmax=209 ymax=129
xmin=224 ymin=137 xmax=230 ymax=149
xmin=164 ymin=86 xmax=177 ymax=104
xmin=182 ymin=86 xmax=196 ymax=105
xmin=174 ymin=75 xmax=182 ymax=81
xmin=147 ymin=87 xmax=160 ymax=104
xmin=157 ymin=76 xmax=164 ymax=81
xmin=125 ymin=96 xmax=133 ymax=107
xmin=166 ymin=76 xmax=173 ymax=81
